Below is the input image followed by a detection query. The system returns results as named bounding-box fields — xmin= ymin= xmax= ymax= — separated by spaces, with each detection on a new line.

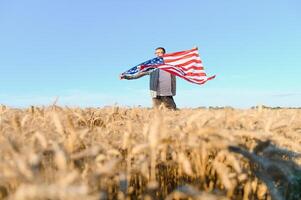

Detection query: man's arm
xmin=120 ymin=70 xmax=154 ymax=80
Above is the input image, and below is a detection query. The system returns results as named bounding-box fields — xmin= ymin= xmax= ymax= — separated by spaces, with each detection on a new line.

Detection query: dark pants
xmin=152 ymin=96 xmax=177 ymax=110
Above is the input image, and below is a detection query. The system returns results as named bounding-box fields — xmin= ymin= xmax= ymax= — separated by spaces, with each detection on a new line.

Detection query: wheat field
xmin=0 ymin=105 xmax=300 ymax=200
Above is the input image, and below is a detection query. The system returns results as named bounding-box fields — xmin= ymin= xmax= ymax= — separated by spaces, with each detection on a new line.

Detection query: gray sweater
xmin=124 ymin=69 xmax=176 ymax=98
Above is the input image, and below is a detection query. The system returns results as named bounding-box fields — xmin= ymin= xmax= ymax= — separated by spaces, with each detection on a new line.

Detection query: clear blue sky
xmin=1 ymin=0 xmax=300 ymax=108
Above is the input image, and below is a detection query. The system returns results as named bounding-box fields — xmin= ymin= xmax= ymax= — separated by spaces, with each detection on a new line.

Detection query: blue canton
xmin=122 ymin=57 xmax=164 ymax=76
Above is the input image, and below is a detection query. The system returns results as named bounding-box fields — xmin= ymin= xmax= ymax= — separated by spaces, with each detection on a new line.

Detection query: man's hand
xmin=119 ymin=74 xmax=125 ymax=80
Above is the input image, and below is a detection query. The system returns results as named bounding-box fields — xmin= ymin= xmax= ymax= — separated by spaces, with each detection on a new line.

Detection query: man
xmin=120 ymin=47 xmax=177 ymax=110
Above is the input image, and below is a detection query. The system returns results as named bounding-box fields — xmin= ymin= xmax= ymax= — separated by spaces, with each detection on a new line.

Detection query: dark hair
xmin=155 ymin=47 xmax=166 ymax=54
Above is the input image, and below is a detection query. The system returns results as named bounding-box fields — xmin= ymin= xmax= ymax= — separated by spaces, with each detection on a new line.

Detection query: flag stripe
xmin=180 ymin=65 xmax=204 ymax=71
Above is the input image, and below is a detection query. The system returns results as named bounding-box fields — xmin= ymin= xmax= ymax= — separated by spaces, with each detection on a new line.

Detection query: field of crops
xmin=0 ymin=105 xmax=300 ymax=200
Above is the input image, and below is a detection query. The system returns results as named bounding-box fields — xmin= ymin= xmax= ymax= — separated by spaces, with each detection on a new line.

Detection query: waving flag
xmin=121 ymin=47 xmax=215 ymax=85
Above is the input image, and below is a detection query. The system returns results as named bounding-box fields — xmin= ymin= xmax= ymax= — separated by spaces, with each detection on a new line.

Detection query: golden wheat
xmin=0 ymin=105 xmax=300 ymax=199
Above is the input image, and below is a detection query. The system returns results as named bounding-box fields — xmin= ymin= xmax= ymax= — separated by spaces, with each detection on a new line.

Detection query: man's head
xmin=155 ymin=47 xmax=166 ymax=57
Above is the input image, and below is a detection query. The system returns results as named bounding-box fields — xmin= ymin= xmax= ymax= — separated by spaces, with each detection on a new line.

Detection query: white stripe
xmin=184 ymin=69 xmax=205 ymax=73
xmin=185 ymin=76 xmax=207 ymax=80
xmin=157 ymin=64 xmax=173 ymax=69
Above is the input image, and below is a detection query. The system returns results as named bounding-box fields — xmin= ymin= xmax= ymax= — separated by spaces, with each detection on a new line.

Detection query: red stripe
xmin=180 ymin=66 xmax=204 ymax=71
xmin=163 ymin=48 xmax=198 ymax=57
xmin=185 ymin=72 xmax=207 ymax=76
xmin=163 ymin=53 xmax=199 ymax=63
xmin=207 ymin=75 xmax=216 ymax=80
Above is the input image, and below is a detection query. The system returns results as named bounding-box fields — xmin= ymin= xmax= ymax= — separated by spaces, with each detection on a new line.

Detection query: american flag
xmin=121 ymin=47 xmax=215 ymax=85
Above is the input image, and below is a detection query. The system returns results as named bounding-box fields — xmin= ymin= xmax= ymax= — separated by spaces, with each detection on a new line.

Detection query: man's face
xmin=155 ymin=49 xmax=165 ymax=57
